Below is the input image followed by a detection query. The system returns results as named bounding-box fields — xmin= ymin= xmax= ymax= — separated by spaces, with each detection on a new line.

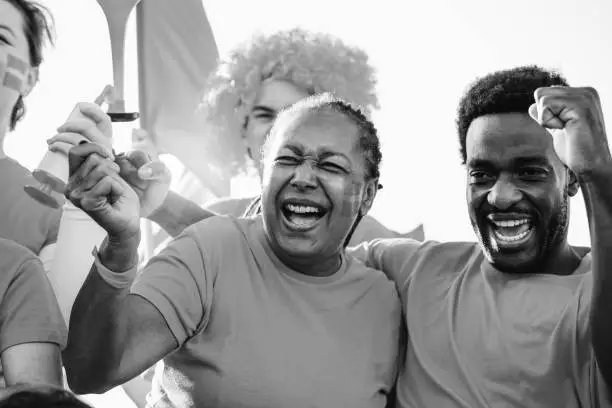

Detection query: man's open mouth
xmin=487 ymin=215 xmax=534 ymax=248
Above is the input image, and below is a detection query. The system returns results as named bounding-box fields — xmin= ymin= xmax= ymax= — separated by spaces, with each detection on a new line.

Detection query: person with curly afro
xmin=143 ymin=28 xmax=424 ymax=246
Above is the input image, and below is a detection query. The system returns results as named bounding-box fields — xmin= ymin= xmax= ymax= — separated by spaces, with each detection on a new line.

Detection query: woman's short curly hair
xmin=198 ymin=28 xmax=379 ymax=176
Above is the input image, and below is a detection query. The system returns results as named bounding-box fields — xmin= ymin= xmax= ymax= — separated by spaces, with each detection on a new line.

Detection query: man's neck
xmin=540 ymin=242 xmax=585 ymax=276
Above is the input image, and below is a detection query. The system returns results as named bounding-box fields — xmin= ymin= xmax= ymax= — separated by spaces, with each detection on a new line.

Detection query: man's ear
xmin=22 ymin=66 xmax=39 ymax=97
xmin=568 ymin=169 xmax=580 ymax=197
xmin=359 ymin=178 xmax=379 ymax=216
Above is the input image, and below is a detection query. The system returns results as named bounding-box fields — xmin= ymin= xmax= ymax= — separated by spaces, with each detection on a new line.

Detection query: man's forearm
xmin=63 ymin=238 xmax=137 ymax=394
xmin=584 ymin=165 xmax=612 ymax=385
xmin=146 ymin=191 xmax=217 ymax=237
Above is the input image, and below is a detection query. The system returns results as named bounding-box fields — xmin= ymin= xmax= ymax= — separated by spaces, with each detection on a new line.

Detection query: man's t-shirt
xmin=350 ymin=239 xmax=608 ymax=408
xmin=0 ymin=158 xmax=62 ymax=254
xmin=131 ymin=216 xmax=402 ymax=408
xmin=0 ymin=238 xmax=67 ymax=353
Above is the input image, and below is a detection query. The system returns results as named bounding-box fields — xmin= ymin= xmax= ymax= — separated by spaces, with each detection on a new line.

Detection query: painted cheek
xmin=336 ymin=179 xmax=363 ymax=220
xmin=0 ymin=52 xmax=27 ymax=92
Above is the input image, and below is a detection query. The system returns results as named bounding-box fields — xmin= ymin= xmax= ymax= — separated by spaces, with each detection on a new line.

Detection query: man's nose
xmin=487 ymin=177 xmax=522 ymax=210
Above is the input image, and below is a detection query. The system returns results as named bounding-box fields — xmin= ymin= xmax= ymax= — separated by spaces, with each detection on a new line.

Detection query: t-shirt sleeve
xmin=0 ymin=258 xmax=67 ymax=352
xmin=348 ymin=238 xmax=421 ymax=289
xmin=43 ymin=207 xmax=62 ymax=246
xmin=130 ymin=230 xmax=215 ymax=347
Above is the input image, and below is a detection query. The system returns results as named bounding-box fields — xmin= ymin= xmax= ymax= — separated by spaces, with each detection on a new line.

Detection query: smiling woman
xmin=61 ymin=95 xmax=402 ymax=408
xmin=261 ymin=93 xmax=382 ymax=270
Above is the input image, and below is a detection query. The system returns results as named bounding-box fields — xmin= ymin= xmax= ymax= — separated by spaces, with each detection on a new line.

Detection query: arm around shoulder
xmin=146 ymin=191 xmax=218 ymax=238
xmin=348 ymin=238 xmax=422 ymax=288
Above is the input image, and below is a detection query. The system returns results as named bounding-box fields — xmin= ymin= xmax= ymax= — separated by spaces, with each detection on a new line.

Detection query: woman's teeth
xmin=283 ymin=203 xmax=326 ymax=230
xmin=286 ymin=204 xmax=321 ymax=214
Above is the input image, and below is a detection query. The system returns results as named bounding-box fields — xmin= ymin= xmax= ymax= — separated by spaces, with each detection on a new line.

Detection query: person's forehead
xmin=466 ymin=113 xmax=553 ymax=161
xmin=0 ymin=1 xmax=25 ymax=37
xmin=253 ymin=79 xmax=309 ymax=111
xmin=278 ymin=110 xmax=360 ymax=151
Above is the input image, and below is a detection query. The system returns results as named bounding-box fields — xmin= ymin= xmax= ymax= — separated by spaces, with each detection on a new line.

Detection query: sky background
xmin=9 ymin=0 xmax=612 ymax=245
xmin=5 ymin=0 xmax=611 ymax=406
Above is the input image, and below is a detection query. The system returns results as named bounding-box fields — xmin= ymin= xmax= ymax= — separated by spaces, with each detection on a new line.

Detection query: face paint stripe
xmin=6 ymin=54 xmax=28 ymax=74
xmin=3 ymin=72 xmax=23 ymax=92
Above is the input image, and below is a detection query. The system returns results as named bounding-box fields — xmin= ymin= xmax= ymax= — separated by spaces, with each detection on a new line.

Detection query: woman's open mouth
xmin=281 ymin=202 xmax=328 ymax=232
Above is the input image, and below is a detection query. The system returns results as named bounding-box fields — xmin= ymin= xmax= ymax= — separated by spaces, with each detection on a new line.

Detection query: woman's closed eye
xmin=318 ymin=162 xmax=347 ymax=174
xmin=275 ymin=155 xmax=301 ymax=165
xmin=0 ymin=35 xmax=12 ymax=46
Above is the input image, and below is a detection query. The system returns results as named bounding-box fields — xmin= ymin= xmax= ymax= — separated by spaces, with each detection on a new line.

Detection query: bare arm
xmin=63 ymin=237 xmax=177 ymax=395
xmin=584 ymin=166 xmax=612 ymax=386
xmin=1 ymin=343 xmax=62 ymax=388
xmin=146 ymin=191 xmax=217 ymax=238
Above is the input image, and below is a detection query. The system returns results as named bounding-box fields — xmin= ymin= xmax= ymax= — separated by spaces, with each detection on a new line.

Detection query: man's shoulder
xmin=347 ymin=238 xmax=481 ymax=285
xmin=350 ymin=238 xmax=478 ymax=261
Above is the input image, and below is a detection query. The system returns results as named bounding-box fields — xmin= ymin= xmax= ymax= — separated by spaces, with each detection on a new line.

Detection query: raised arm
xmin=530 ymin=87 xmax=612 ymax=390
xmin=61 ymin=141 xmax=210 ymax=394
xmin=63 ymin=237 xmax=176 ymax=394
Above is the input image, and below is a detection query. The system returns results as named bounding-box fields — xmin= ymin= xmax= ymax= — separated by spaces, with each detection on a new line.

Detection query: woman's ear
xmin=359 ymin=178 xmax=379 ymax=217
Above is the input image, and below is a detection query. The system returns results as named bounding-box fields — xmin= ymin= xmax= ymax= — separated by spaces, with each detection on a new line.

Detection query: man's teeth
xmin=286 ymin=204 xmax=321 ymax=214
xmin=493 ymin=228 xmax=531 ymax=242
xmin=490 ymin=218 xmax=532 ymax=242
xmin=491 ymin=219 xmax=530 ymax=228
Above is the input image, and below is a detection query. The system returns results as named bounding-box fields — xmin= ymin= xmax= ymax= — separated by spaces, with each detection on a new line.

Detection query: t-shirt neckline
xmin=249 ymin=217 xmax=348 ymax=285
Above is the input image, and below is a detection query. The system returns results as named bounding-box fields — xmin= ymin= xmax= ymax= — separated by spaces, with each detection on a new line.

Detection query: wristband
xmin=91 ymin=247 xmax=137 ymax=289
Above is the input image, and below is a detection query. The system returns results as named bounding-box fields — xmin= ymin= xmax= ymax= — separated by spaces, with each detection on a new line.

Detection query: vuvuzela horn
xmin=96 ymin=0 xmax=142 ymax=122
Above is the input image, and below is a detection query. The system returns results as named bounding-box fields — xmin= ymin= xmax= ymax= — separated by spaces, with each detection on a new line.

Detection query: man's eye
xmin=518 ymin=168 xmax=547 ymax=179
xmin=469 ymin=170 xmax=494 ymax=184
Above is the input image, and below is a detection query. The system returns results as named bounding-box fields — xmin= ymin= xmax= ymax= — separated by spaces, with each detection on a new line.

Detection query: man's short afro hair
xmin=456 ymin=65 xmax=569 ymax=164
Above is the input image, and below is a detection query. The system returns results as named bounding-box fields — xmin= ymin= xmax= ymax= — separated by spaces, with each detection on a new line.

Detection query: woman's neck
xmin=275 ymin=250 xmax=343 ymax=278
xmin=259 ymin=224 xmax=343 ymax=278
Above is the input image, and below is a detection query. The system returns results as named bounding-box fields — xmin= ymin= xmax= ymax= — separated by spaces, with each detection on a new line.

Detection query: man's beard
xmin=474 ymin=186 xmax=570 ymax=273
